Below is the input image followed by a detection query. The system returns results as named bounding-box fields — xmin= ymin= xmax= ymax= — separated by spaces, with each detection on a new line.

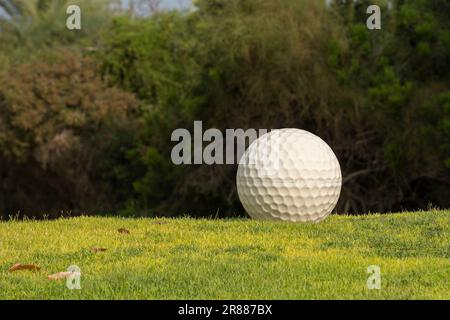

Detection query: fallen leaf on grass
xmin=152 ymin=221 xmax=168 ymax=225
xmin=48 ymin=271 xmax=81 ymax=280
xmin=91 ymin=247 xmax=107 ymax=253
xmin=9 ymin=263 xmax=40 ymax=272
xmin=118 ymin=228 xmax=130 ymax=234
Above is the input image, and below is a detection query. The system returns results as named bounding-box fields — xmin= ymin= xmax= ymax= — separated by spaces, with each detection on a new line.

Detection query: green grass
xmin=0 ymin=210 xmax=449 ymax=299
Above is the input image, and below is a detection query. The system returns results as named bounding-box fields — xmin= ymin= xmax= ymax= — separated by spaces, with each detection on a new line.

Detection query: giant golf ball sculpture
xmin=236 ymin=129 xmax=342 ymax=222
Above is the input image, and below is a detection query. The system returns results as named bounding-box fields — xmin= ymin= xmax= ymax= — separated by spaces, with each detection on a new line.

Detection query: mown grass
xmin=0 ymin=210 xmax=449 ymax=299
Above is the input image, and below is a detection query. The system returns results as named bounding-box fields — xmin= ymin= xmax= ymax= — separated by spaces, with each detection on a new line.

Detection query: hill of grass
xmin=0 ymin=210 xmax=449 ymax=299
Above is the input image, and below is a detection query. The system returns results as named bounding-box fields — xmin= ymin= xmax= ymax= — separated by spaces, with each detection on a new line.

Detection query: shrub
xmin=0 ymin=49 xmax=138 ymax=217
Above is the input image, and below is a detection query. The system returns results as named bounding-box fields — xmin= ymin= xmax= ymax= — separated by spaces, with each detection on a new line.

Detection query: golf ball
xmin=236 ymin=129 xmax=342 ymax=222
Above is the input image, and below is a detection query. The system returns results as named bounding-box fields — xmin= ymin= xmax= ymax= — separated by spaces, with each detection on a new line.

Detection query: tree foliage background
xmin=0 ymin=0 xmax=449 ymax=218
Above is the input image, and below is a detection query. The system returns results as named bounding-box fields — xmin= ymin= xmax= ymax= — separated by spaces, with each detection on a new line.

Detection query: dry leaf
xmin=9 ymin=263 xmax=40 ymax=272
xmin=48 ymin=271 xmax=80 ymax=280
xmin=91 ymin=247 xmax=107 ymax=253
xmin=118 ymin=228 xmax=130 ymax=234
xmin=153 ymin=221 xmax=168 ymax=225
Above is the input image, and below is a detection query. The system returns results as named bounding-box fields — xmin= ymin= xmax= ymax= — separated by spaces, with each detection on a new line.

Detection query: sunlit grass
xmin=0 ymin=210 xmax=449 ymax=299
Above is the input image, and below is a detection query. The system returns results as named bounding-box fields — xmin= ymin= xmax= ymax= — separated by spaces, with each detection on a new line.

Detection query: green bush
xmin=0 ymin=50 xmax=138 ymax=217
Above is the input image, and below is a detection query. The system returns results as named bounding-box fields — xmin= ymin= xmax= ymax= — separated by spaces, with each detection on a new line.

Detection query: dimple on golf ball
xmin=236 ymin=129 xmax=342 ymax=222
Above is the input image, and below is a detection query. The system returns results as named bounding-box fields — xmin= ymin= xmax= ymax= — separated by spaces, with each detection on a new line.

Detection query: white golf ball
xmin=236 ymin=129 xmax=342 ymax=222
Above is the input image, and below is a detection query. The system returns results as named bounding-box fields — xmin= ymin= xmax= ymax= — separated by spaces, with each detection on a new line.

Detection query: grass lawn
xmin=0 ymin=210 xmax=449 ymax=299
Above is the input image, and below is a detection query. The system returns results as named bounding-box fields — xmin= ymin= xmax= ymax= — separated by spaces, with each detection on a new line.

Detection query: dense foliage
xmin=0 ymin=0 xmax=117 ymax=68
xmin=0 ymin=0 xmax=448 ymax=218
xmin=0 ymin=50 xmax=138 ymax=217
